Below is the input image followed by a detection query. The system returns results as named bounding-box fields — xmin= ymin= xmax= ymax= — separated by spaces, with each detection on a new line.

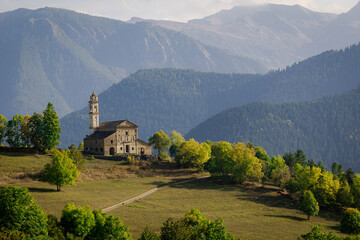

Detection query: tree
xmin=351 ymin=176 xmax=360 ymax=209
xmin=28 ymin=113 xmax=44 ymax=151
xmin=68 ymin=143 xmax=86 ymax=170
xmin=206 ymin=141 xmax=233 ymax=182
xmin=298 ymin=190 xmax=319 ymax=220
xmin=169 ymin=130 xmax=185 ymax=157
xmin=42 ymin=102 xmax=61 ymax=150
xmin=160 ymin=209 xmax=237 ymax=240
xmin=227 ymin=143 xmax=263 ymax=184
xmin=0 ymin=186 xmax=48 ymax=237
xmin=41 ymin=149 xmax=79 ymax=191
xmin=340 ymin=208 xmax=360 ymax=234
xmin=0 ymin=114 xmax=7 ymax=145
xmin=336 ymin=180 xmax=354 ymax=207
xmin=175 ymin=139 xmax=211 ymax=169
xmin=60 ymin=203 xmax=95 ymax=238
xmin=89 ymin=210 xmax=132 ymax=240
xmin=139 ymin=227 xmax=160 ymax=240
xmin=346 ymin=168 xmax=355 ymax=185
xmin=148 ymin=130 xmax=171 ymax=156
xmin=19 ymin=115 xmax=32 ymax=147
xmin=295 ymin=149 xmax=307 ymax=166
xmin=265 ymin=155 xmax=290 ymax=188
xmin=5 ymin=114 xmax=24 ymax=147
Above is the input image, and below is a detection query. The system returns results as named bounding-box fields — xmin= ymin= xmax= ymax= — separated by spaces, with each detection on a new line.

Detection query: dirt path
xmin=102 ymin=176 xmax=209 ymax=213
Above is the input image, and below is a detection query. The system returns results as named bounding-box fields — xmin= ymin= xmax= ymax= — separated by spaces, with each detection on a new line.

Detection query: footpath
xmin=102 ymin=176 xmax=209 ymax=213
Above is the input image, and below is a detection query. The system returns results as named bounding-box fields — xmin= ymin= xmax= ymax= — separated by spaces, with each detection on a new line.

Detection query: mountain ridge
xmin=0 ymin=7 xmax=264 ymax=119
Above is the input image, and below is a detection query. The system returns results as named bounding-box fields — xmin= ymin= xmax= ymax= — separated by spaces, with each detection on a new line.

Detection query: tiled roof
xmin=85 ymin=131 xmax=115 ymax=140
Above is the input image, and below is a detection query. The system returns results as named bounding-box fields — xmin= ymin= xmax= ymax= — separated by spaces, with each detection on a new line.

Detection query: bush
xmin=60 ymin=203 xmax=95 ymax=238
xmin=340 ymin=208 xmax=360 ymax=234
xmin=0 ymin=186 xmax=48 ymax=237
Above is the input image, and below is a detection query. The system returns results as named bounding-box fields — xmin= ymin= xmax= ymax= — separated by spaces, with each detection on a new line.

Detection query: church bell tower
xmin=89 ymin=92 xmax=99 ymax=134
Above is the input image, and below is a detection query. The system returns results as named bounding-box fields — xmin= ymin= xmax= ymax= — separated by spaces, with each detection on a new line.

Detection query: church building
xmin=83 ymin=93 xmax=151 ymax=156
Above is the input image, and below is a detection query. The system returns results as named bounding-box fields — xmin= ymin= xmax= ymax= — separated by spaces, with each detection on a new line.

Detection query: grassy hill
xmin=0 ymin=152 xmax=346 ymax=240
xmin=186 ymin=87 xmax=360 ymax=171
xmin=60 ymin=42 xmax=360 ymax=153
xmin=0 ymin=7 xmax=264 ymax=119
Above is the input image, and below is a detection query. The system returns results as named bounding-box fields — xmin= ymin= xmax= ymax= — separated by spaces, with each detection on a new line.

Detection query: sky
xmin=0 ymin=0 xmax=358 ymax=22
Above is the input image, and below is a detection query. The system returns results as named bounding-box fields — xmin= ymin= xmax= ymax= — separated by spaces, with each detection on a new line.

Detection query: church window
xmin=132 ymin=147 xmax=134 ymax=150
xmin=100 ymin=148 xmax=103 ymax=152
xmin=111 ymin=140 xmax=113 ymax=144
xmin=126 ymin=131 xmax=129 ymax=136
xmin=120 ymin=147 xmax=122 ymax=150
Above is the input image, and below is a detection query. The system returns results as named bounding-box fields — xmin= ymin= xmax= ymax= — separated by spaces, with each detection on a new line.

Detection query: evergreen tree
xmin=42 ymin=102 xmax=61 ymax=150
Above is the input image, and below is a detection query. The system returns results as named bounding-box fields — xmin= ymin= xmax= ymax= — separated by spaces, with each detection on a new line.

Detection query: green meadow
xmin=0 ymin=152 xmax=347 ymax=239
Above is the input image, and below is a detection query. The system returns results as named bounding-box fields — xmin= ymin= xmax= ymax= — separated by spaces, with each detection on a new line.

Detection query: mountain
xmin=185 ymin=88 xmax=360 ymax=172
xmin=0 ymin=7 xmax=264 ymax=119
xmin=59 ymin=42 xmax=360 ymax=149
xmin=130 ymin=2 xmax=360 ymax=69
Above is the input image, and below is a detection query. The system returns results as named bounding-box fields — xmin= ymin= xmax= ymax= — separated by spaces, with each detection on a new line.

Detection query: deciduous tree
xmin=0 ymin=114 xmax=7 ymax=145
xmin=340 ymin=208 xmax=360 ymax=234
xmin=41 ymin=149 xmax=79 ymax=191
xmin=227 ymin=143 xmax=263 ymax=184
xmin=175 ymin=139 xmax=211 ymax=169
xmin=148 ymin=130 xmax=171 ymax=156
xmin=0 ymin=186 xmax=48 ymax=237
xmin=298 ymin=190 xmax=319 ymax=220
xmin=169 ymin=130 xmax=185 ymax=157
xmin=5 ymin=114 xmax=24 ymax=147
xmin=60 ymin=203 xmax=95 ymax=238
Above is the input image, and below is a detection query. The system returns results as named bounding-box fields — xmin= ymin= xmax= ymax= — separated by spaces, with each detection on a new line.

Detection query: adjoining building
xmin=83 ymin=93 xmax=151 ymax=156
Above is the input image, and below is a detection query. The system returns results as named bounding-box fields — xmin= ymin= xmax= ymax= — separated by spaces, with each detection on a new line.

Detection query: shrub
xmin=340 ymin=208 xmax=360 ymax=234
xmin=0 ymin=186 xmax=48 ymax=237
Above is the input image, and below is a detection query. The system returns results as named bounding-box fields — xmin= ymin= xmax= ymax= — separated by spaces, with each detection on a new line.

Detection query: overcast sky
xmin=0 ymin=0 xmax=358 ymax=22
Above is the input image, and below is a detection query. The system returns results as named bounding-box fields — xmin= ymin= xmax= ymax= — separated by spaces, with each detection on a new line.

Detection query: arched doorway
xmin=109 ymin=147 xmax=115 ymax=155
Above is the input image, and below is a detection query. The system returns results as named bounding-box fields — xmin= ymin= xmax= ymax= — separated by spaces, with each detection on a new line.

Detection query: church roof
xmin=85 ymin=131 xmax=115 ymax=140
xmin=98 ymin=120 xmax=138 ymax=129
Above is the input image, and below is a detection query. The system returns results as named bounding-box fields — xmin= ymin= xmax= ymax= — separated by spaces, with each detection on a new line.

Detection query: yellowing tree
xmin=228 ymin=143 xmax=263 ymax=184
xmin=176 ymin=139 xmax=211 ymax=170
xmin=42 ymin=149 xmax=79 ymax=191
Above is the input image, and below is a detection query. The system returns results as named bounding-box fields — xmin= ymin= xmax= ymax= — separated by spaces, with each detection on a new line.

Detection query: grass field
xmin=110 ymin=178 xmax=345 ymax=240
xmin=0 ymin=153 xmax=348 ymax=239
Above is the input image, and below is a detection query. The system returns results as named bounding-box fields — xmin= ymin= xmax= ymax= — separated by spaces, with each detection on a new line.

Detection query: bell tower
xmin=89 ymin=92 xmax=99 ymax=134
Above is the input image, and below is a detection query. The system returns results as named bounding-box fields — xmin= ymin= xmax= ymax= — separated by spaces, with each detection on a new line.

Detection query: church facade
xmin=83 ymin=93 xmax=151 ymax=156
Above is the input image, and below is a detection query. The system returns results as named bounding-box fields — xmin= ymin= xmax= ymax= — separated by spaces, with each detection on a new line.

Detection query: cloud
xmin=0 ymin=0 xmax=358 ymax=22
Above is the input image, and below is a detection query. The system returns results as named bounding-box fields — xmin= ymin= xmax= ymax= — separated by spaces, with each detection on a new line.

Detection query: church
xmin=83 ymin=93 xmax=151 ymax=156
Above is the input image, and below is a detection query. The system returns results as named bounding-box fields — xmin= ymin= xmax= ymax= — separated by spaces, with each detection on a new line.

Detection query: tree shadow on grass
xmin=146 ymin=181 xmax=168 ymax=187
xmin=265 ymin=214 xmax=305 ymax=221
xmin=28 ymin=187 xmax=57 ymax=193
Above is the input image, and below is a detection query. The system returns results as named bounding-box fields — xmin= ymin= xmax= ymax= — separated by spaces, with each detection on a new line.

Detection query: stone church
xmin=83 ymin=93 xmax=151 ymax=156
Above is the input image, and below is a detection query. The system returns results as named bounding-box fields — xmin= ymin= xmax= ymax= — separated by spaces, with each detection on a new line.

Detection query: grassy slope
xmin=112 ymin=179 xmax=345 ymax=240
xmin=0 ymin=153 xmax=347 ymax=239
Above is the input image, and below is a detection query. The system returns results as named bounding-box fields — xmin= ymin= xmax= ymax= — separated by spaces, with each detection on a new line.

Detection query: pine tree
xmin=42 ymin=102 xmax=61 ymax=150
